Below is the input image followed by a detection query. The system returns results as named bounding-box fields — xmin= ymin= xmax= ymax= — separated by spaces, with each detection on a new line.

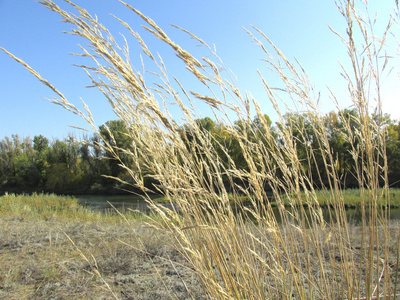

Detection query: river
xmin=77 ymin=194 xmax=169 ymax=213
xmin=77 ymin=194 xmax=400 ymax=224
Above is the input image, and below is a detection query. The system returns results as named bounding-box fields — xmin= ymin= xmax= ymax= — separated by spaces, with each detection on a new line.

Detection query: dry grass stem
xmin=2 ymin=0 xmax=400 ymax=299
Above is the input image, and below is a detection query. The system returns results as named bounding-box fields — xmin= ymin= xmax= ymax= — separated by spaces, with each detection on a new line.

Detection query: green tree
xmin=99 ymin=120 xmax=134 ymax=189
xmin=44 ymin=136 xmax=81 ymax=193
xmin=386 ymin=120 xmax=400 ymax=186
xmin=32 ymin=135 xmax=49 ymax=189
xmin=33 ymin=135 xmax=49 ymax=153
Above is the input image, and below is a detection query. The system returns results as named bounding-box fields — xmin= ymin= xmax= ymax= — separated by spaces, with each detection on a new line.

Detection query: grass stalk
xmin=2 ymin=0 xmax=400 ymax=298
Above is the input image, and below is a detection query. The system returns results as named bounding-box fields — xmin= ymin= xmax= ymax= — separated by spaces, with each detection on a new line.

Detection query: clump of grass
xmin=2 ymin=0 xmax=400 ymax=299
xmin=229 ymin=188 xmax=400 ymax=208
xmin=0 ymin=193 xmax=137 ymax=223
xmin=1 ymin=193 xmax=79 ymax=219
xmin=287 ymin=188 xmax=400 ymax=208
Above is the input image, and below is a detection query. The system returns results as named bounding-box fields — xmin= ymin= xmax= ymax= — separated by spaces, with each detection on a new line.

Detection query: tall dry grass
xmin=2 ymin=0 xmax=400 ymax=298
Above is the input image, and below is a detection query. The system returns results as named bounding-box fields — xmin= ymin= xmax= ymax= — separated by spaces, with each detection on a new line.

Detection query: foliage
xmin=0 ymin=129 xmax=136 ymax=194
xmin=2 ymin=111 xmax=400 ymax=195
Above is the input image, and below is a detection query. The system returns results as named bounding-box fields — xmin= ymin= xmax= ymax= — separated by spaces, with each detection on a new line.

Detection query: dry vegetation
xmin=1 ymin=194 xmax=399 ymax=299
xmin=2 ymin=0 xmax=400 ymax=299
xmin=0 ymin=194 xmax=205 ymax=299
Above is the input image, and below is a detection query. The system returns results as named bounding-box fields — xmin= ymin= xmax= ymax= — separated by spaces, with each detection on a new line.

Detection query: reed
xmin=2 ymin=0 xmax=399 ymax=298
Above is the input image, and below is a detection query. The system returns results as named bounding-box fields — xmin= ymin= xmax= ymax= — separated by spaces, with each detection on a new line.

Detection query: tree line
xmin=0 ymin=121 xmax=137 ymax=194
xmin=181 ymin=109 xmax=400 ymax=192
xmin=1 ymin=109 xmax=400 ymax=195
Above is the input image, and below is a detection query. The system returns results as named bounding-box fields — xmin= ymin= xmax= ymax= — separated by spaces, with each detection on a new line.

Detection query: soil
xmin=0 ymin=216 xmax=205 ymax=300
xmin=1 ymin=214 xmax=399 ymax=299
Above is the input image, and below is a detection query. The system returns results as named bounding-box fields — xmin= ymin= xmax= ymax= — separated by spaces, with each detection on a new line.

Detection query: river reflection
xmin=78 ymin=195 xmax=400 ymax=224
xmin=77 ymin=194 xmax=170 ymax=213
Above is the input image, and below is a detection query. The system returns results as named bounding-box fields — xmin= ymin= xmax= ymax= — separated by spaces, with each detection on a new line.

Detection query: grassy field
xmin=227 ymin=188 xmax=400 ymax=208
xmin=0 ymin=193 xmax=399 ymax=299
xmin=0 ymin=194 xmax=205 ymax=299
xmin=285 ymin=188 xmax=400 ymax=208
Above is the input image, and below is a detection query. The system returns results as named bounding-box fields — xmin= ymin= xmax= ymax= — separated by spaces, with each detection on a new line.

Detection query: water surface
xmin=77 ymin=194 xmax=167 ymax=213
xmin=77 ymin=195 xmax=400 ymax=224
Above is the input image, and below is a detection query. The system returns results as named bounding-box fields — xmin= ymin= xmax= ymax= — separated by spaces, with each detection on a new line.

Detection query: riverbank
xmin=0 ymin=194 xmax=204 ymax=299
xmin=1 ymin=194 xmax=399 ymax=299
xmin=228 ymin=188 xmax=400 ymax=208
xmin=77 ymin=188 xmax=400 ymax=212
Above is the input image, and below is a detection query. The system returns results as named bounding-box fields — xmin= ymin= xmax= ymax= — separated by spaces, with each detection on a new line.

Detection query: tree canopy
xmin=1 ymin=110 xmax=400 ymax=195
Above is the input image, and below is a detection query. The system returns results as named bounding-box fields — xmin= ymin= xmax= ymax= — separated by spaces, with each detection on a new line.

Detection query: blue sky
xmin=0 ymin=0 xmax=399 ymax=139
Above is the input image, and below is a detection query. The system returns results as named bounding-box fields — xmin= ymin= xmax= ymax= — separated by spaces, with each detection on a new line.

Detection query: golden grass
xmin=2 ymin=0 xmax=400 ymax=299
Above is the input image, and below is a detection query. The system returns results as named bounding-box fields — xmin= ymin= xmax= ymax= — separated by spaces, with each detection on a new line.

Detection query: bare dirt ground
xmin=1 ymin=212 xmax=399 ymax=299
xmin=0 ymin=216 xmax=206 ymax=300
